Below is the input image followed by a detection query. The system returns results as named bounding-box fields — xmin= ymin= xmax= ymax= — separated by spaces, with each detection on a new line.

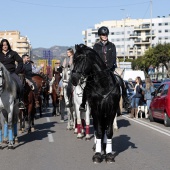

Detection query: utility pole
xmin=150 ymin=0 xmax=153 ymax=47
xmin=120 ymin=9 xmax=126 ymax=63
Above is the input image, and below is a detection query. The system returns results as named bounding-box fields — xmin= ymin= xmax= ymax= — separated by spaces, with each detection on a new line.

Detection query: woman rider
xmin=0 ymin=39 xmax=25 ymax=109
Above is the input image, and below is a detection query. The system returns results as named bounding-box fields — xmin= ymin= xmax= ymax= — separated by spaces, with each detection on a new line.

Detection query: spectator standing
xmin=130 ymin=76 xmax=143 ymax=118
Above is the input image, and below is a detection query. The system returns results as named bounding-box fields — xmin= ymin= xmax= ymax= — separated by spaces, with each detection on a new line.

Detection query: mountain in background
xmin=31 ymin=45 xmax=74 ymax=63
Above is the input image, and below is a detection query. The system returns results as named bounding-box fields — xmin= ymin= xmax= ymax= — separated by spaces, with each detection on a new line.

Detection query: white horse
xmin=73 ymin=77 xmax=90 ymax=140
xmin=62 ymin=67 xmax=75 ymax=130
xmin=0 ymin=63 xmax=19 ymax=149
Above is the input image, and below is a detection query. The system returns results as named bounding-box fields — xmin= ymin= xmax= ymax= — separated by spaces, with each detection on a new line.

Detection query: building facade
xmin=0 ymin=30 xmax=31 ymax=57
xmin=83 ymin=15 xmax=170 ymax=59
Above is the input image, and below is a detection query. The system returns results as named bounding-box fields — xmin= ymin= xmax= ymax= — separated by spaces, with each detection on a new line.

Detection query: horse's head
xmin=71 ymin=44 xmax=93 ymax=86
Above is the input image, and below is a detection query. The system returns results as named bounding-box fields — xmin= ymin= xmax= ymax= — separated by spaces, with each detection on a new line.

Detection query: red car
xmin=149 ymin=81 xmax=170 ymax=127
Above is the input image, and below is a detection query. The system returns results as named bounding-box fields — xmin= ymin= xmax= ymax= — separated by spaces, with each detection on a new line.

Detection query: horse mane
xmin=32 ymin=73 xmax=44 ymax=79
xmin=0 ymin=62 xmax=16 ymax=97
xmin=76 ymin=44 xmax=107 ymax=69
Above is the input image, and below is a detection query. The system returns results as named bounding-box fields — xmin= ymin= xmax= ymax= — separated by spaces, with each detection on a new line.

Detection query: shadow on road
xmin=15 ymin=121 xmax=57 ymax=148
xmin=117 ymin=119 xmax=131 ymax=129
xmin=112 ymin=134 xmax=137 ymax=159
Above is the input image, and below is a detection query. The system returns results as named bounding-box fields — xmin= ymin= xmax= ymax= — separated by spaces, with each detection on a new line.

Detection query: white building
xmin=82 ymin=15 xmax=170 ymax=59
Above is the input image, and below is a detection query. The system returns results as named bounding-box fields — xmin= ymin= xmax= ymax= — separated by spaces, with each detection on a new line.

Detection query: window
xmin=156 ymin=85 xmax=164 ymax=96
xmin=158 ymin=30 xmax=162 ymax=33
xmin=88 ymin=40 xmax=91 ymax=43
xmin=152 ymin=23 xmax=154 ymax=26
xmin=111 ymin=32 xmax=114 ymax=35
xmin=165 ymin=30 xmax=169 ymax=33
xmin=159 ymin=37 xmax=162 ymax=40
xmin=162 ymin=84 xmax=169 ymax=96
xmin=159 ymin=23 xmax=162 ymax=26
xmin=165 ymin=23 xmax=168 ymax=26
xmin=88 ymin=33 xmax=91 ymax=36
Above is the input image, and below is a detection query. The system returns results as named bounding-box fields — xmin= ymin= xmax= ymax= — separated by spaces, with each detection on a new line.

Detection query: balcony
xmin=134 ymin=39 xmax=151 ymax=45
xmin=134 ymin=25 xmax=151 ymax=31
xmin=145 ymin=33 xmax=156 ymax=38
xmin=129 ymin=33 xmax=141 ymax=39
xmin=16 ymin=43 xmax=29 ymax=48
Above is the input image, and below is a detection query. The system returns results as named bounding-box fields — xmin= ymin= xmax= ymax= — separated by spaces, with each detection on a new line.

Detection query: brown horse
xmin=51 ymin=72 xmax=62 ymax=116
xmin=32 ymin=73 xmax=47 ymax=117
xmin=18 ymin=76 xmax=36 ymax=133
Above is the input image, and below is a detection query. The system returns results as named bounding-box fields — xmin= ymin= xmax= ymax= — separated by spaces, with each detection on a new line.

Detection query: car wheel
xmin=149 ymin=109 xmax=154 ymax=122
xmin=164 ymin=113 xmax=170 ymax=127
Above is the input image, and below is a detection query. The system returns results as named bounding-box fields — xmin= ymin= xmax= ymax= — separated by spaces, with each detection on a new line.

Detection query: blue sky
xmin=1 ymin=0 xmax=169 ymax=48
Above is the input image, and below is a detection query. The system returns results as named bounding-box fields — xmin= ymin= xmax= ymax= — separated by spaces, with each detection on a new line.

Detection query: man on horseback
xmin=0 ymin=39 xmax=25 ymax=109
xmin=22 ymin=54 xmax=40 ymax=108
xmin=58 ymin=48 xmax=74 ymax=107
xmin=79 ymin=26 xmax=131 ymax=112
xmin=49 ymin=60 xmax=61 ymax=94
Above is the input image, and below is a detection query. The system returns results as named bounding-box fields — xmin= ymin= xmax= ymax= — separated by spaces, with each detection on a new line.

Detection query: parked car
xmin=149 ymin=81 xmax=170 ymax=127
xmin=152 ymin=80 xmax=162 ymax=90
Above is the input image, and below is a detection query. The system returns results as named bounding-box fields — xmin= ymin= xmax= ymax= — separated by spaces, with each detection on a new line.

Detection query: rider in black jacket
xmin=79 ymin=26 xmax=131 ymax=113
xmin=22 ymin=54 xmax=40 ymax=108
xmin=0 ymin=39 xmax=25 ymax=109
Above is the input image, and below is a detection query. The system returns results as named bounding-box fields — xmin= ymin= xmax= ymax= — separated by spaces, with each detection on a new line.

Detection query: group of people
xmin=48 ymin=26 xmax=131 ymax=114
xmin=129 ymin=76 xmax=155 ymax=118
xmin=0 ymin=39 xmax=44 ymax=109
xmin=0 ymin=26 xmax=132 ymax=116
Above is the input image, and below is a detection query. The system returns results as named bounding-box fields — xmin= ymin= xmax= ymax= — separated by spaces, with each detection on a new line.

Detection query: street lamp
xmin=120 ymin=9 xmax=126 ymax=63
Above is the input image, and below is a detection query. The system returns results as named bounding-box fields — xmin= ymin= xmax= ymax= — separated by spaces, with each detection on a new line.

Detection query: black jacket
xmin=93 ymin=41 xmax=117 ymax=69
xmin=0 ymin=50 xmax=23 ymax=74
xmin=23 ymin=62 xmax=32 ymax=79
xmin=134 ymin=85 xmax=143 ymax=98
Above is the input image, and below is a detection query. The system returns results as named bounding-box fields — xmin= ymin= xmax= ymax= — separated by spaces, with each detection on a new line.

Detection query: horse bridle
xmin=0 ymin=67 xmax=5 ymax=95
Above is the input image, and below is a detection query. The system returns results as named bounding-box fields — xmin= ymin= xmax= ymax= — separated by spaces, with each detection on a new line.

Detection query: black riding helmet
xmin=98 ymin=26 xmax=109 ymax=36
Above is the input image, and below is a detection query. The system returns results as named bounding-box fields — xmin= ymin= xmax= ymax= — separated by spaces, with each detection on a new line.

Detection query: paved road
xmin=0 ymin=105 xmax=170 ymax=170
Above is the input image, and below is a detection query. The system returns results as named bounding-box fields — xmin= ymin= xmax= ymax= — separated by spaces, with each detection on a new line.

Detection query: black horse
xmin=71 ymin=44 xmax=121 ymax=163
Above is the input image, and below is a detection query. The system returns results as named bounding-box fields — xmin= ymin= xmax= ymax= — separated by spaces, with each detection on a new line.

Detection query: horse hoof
xmin=0 ymin=145 xmax=3 ymax=150
xmin=19 ymin=130 xmax=22 ymax=134
xmin=105 ymin=153 xmax=115 ymax=163
xmin=77 ymin=136 xmax=83 ymax=140
xmin=113 ymin=128 xmax=118 ymax=132
xmin=31 ymin=128 xmax=35 ymax=132
xmin=92 ymin=153 xmax=102 ymax=163
xmin=2 ymin=139 xmax=8 ymax=144
xmin=85 ymin=137 xmax=90 ymax=141
xmin=8 ymin=145 xmax=14 ymax=150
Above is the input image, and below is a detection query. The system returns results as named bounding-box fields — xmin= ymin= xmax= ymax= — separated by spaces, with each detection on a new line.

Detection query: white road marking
xmin=46 ymin=117 xmax=54 ymax=142
xmin=122 ymin=115 xmax=170 ymax=137
xmin=48 ymin=132 xmax=54 ymax=142
xmin=46 ymin=117 xmax=51 ymax=122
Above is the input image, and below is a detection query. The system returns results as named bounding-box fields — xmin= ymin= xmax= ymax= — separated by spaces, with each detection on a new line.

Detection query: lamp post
xmin=120 ymin=9 xmax=126 ymax=63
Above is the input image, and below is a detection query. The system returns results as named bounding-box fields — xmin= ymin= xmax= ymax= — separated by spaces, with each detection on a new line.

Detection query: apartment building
xmin=0 ymin=30 xmax=31 ymax=57
xmin=83 ymin=15 xmax=170 ymax=59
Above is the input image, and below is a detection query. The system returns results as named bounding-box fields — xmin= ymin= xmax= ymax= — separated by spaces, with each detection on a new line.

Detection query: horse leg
xmin=75 ymin=104 xmax=82 ymax=139
xmin=27 ymin=104 xmax=33 ymax=133
xmin=66 ymin=108 xmax=71 ymax=130
xmin=60 ymin=98 xmax=65 ymax=121
xmin=105 ymin=112 xmax=116 ymax=163
xmin=56 ymin=100 xmax=60 ymax=116
xmin=0 ymin=119 xmax=2 ymax=149
xmin=85 ymin=102 xmax=90 ymax=140
xmin=31 ymin=107 xmax=36 ymax=132
xmin=92 ymin=112 xmax=103 ymax=163
xmin=39 ymin=97 xmax=42 ymax=118
xmin=113 ymin=114 xmax=118 ymax=132
xmin=3 ymin=122 xmax=8 ymax=144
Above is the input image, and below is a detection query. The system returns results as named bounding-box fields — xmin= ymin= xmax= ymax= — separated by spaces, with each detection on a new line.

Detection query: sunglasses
xmin=56 ymin=63 xmax=60 ymax=64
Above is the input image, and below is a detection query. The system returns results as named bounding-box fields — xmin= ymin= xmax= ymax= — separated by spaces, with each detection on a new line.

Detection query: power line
xmin=142 ymin=1 xmax=150 ymax=19
xmin=10 ymin=0 xmax=150 ymax=9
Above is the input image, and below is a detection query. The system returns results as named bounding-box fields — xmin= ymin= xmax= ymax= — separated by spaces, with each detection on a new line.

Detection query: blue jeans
xmin=146 ymin=100 xmax=151 ymax=110
xmin=131 ymin=98 xmax=140 ymax=108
